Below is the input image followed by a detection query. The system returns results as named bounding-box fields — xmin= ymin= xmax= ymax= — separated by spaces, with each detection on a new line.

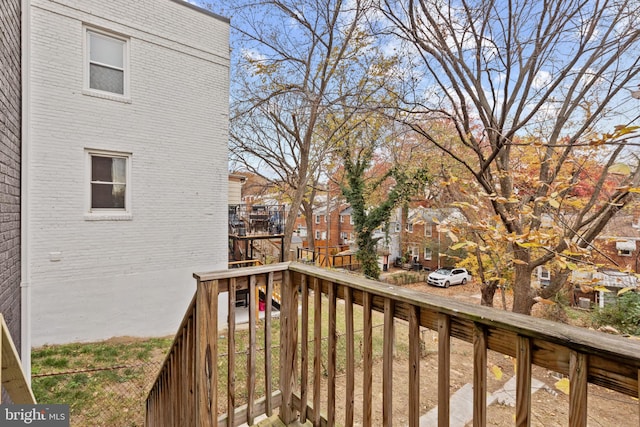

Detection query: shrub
xmin=592 ymin=291 xmax=640 ymax=335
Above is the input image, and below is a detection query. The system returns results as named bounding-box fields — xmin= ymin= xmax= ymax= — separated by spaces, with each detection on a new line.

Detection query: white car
xmin=427 ymin=267 xmax=471 ymax=288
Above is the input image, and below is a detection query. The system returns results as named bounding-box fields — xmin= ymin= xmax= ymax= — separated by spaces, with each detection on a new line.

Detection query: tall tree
xmin=227 ymin=0 xmax=389 ymax=256
xmin=380 ymin=0 xmax=640 ymax=314
xmin=340 ymin=131 xmax=430 ymax=279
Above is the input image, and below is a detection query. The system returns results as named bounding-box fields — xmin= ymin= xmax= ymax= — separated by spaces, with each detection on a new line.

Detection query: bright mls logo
xmin=1 ymin=405 xmax=69 ymax=426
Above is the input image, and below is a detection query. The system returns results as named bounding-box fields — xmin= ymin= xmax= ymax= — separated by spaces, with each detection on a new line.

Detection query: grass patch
xmin=32 ymin=337 xmax=173 ymax=426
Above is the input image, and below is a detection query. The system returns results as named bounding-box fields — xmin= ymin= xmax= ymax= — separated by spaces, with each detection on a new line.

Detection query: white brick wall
xmin=28 ymin=0 xmax=230 ymax=345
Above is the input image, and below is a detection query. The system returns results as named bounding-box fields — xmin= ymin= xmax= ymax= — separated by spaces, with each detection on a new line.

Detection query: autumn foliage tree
xmin=380 ymin=0 xmax=640 ymax=314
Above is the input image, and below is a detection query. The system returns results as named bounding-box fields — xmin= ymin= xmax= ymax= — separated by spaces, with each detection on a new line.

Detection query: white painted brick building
xmin=26 ymin=0 xmax=229 ymax=345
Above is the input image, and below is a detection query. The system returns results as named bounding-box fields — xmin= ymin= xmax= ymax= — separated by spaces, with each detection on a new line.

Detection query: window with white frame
xmin=539 ymin=267 xmax=551 ymax=281
xmin=87 ymin=150 xmax=131 ymax=215
xmin=394 ymin=222 xmax=401 ymax=232
xmin=424 ymin=224 xmax=432 ymax=237
xmin=340 ymin=215 xmax=344 ymax=223
xmin=349 ymin=215 xmax=354 ymax=225
xmin=424 ymin=249 xmax=432 ymax=260
xmin=315 ymin=230 xmax=321 ymax=239
xmin=86 ymin=29 xmax=128 ymax=96
xmin=315 ymin=215 xmax=320 ymax=224
xmin=340 ymin=231 xmax=348 ymax=241
xmin=405 ymin=222 xmax=414 ymax=233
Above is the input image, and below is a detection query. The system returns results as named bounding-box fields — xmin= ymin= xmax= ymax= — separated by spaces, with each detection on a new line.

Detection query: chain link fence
xmin=32 ymin=360 xmax=164 ymax=427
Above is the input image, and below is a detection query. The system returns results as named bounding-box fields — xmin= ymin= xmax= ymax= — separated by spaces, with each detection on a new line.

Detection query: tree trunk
xmin=480 ymin=280 xmax=499 ymax=307
xmin=302 ymin=200 xmax=315 ymax=252
xmin=512 ymin=248 xmax=535 ymax=314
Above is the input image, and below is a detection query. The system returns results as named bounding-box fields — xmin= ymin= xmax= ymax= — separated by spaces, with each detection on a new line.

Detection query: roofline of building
xmin=169 ymin=0 xmax=230 ymax=24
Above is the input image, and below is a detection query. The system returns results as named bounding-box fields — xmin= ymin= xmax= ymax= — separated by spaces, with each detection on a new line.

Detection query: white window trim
xmin=539 ymin=267 xmax=551 ymax=280
xmin=405 ymin=223 xmax=414 ymax=233
xmin=83 ymin=26 xmax=131 ymax=102
xmin=85 ymin=148 xmax=132 ymax=221
xmin=424 ymin=225 xmax=432 ymax=237
xmin=315 ymin=215 xmax=320 ymax=224
xmin=424 ymin=248 xmax=432 ymax=260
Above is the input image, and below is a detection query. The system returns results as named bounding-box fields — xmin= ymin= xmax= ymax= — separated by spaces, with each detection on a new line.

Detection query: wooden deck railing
xmin=0 ymin=314 xmax=36 ymax=404
xmin=146 ymin=262 xmax=640 ymax=426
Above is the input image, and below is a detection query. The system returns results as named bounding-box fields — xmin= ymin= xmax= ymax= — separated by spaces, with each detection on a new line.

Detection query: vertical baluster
xmin=409 ymin=305 xmax=420 ymax=427
xmin=279 ymin=270 xmax=298 ymax=424
xmin=438 ymin=313 xmax=451 ymax=427
xmin=383 ymin=298 xmax=395 ymax=426
xmin=363 ymin=292 xmax=373 ymax=426
xmin=188 ymin=312 xmax=195 ymax=426
xmin=195 ymin=279 xmax=218 ymax=427
xmin=569 ymin=351 xmax=588 ymax=427
xmin=345 ymin=286 xmax=355 ymax=427
xmin=265 ymin=272 xmax=274 ymax=416
xmin=313 ymin=277 xmax=322 ymax=427
xmin=328 ymin=281 xmax=337 ymax=426
xmin=473 ymin=323 xmax=487 ymax=427
xmin=300 ymin=274 xmax=310 ymax=423
xmin=516 ymin=336 xmax=531 ymax=427
xmin=247 ymin=275 xmax=257 ymax=425
xmin=228 ymin=278 xmax=236 ymax=426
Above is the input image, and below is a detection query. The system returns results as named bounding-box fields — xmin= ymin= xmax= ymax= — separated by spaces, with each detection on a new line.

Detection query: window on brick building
xmin=86 ymin=150 xmax=131 ymax=216
xmin=86 ymin=29 xmax=129 ymax=96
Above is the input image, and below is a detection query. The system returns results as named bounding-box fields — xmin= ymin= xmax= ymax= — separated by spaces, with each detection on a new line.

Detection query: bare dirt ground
xmin=338 ymin=272 xmax=639 ymax=426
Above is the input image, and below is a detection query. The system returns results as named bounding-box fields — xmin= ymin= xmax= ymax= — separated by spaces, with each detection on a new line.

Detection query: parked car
xmin=427 ymin=267 xmax=471 ymax=288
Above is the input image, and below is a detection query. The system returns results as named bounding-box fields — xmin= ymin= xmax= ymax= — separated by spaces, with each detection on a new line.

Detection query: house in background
xmin=398 ymin=207 xmax=467 ymax=271
xmin=25 ymin=0 xmax=230 ymax=346
xmin=0 ymin=0 xmax=23 ymax=367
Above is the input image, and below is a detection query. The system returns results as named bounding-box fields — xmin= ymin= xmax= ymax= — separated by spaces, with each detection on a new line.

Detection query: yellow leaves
xmin=450 ymin=242 xmax=469 ymax=251
xmin=534 ymin=296 xmax=555 ymax=305
xmin=628 ymin=188 xmax=640 ymax=194
xmin=579 ymin=284 xmax=594 ymax=293
xmin=593 ymin=285 xmax=611 ymax=293
xmin=618 ymin=287 xmax=634 ymax=296
xmin=491 ymin=365 xmax=503 ymax=381
xmin=548 ymin=198 xmax=560 ymax=209
xmin=555 ymin=378 xmax=570 ymax=395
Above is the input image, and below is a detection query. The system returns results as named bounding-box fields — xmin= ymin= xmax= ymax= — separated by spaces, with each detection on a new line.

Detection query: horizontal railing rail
xmin=0 ymin=314 xmax=36 ymax=404
xmin=146 ymin=262 xmax=640 ymax=426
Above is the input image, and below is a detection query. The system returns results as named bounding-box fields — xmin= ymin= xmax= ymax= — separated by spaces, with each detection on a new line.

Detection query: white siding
xmin=28 ymin=0 xmax=230 ymax=345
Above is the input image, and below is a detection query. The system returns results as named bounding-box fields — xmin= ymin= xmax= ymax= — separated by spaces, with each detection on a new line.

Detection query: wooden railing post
xmin=0 ymin=314 xmax=36 ymax=404
xmin=569 ymin=351 xmax=588 ymax=427
xmin=279 ymin=270 xmax=299 ymax=424
xmin=438 ymin=314 xmax=451 ymax=427
xmin=516 ymin=336 xmax=532 ymax=427
xmin=473 ymin=323 xmax=487 ymax=427
xmin=195 ymin=279 xmax=218 ymax=427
